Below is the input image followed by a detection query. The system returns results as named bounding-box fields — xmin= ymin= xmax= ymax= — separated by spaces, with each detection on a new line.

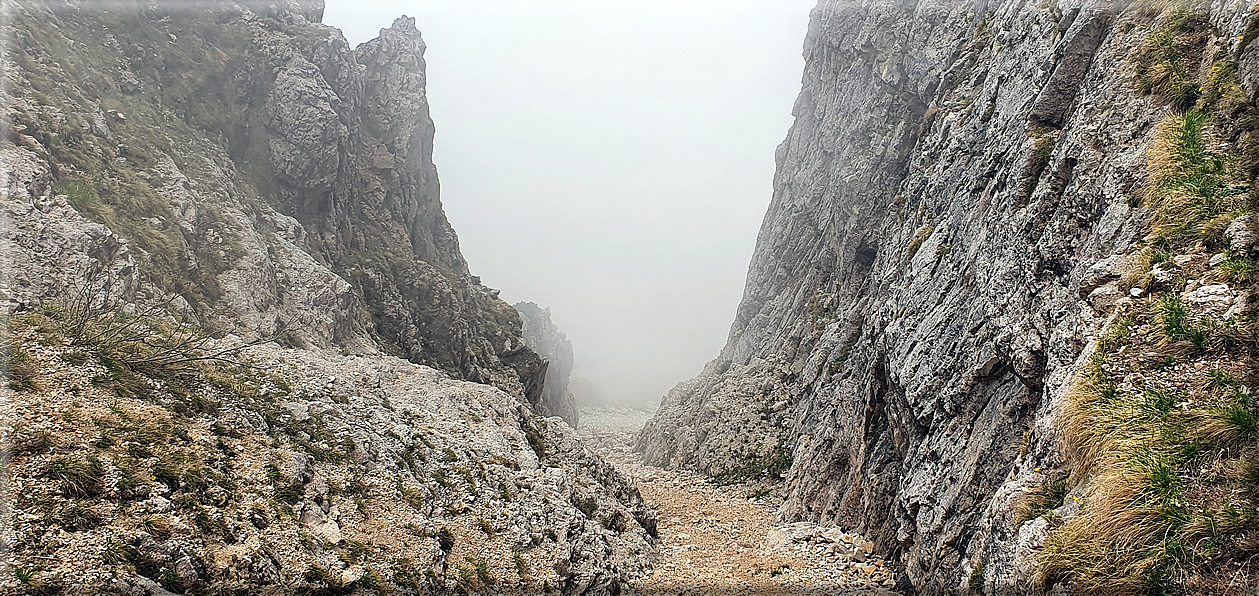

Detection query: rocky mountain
xmin=2 ymin=0 xmax=656 ymax=592
xmin=515 ymin=302 xmax=579 ymax=427
xmin=637 ymin=0 xmax=1259 ymax=593
xmin=4 ymin=0 xmax=543 ymax=401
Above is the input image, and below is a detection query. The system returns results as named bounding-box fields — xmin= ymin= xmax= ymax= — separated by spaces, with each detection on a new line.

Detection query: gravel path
xmin=578 ymin=409 xmax=901 ymax=595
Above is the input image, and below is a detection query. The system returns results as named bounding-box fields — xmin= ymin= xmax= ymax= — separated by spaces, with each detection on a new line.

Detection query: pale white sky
xmin=323 ymin=0 xmax=814 ymax=407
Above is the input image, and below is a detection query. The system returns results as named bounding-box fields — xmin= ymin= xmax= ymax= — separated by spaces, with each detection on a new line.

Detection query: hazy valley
xmin=3 ymin=0 xmax=1259 ymax=594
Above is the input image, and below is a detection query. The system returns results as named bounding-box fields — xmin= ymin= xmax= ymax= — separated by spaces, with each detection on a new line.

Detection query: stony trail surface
xmin=577 ymin=409 xmax=900 ymax=595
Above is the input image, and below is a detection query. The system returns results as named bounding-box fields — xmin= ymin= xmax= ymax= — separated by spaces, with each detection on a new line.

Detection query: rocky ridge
xmin=0 ymin=314 xmax=655 ymax=594
xmin=2 ymin=0 xmax=658 ymax=592
xmin=4 ymin=0 xmax=544 ymax=401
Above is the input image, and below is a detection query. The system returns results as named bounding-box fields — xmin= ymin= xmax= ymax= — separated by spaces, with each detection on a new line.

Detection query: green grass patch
xmin=969 ymin=561 xmax=984 ymax=594
xmin=713 ymin=439 xmax=793 ymax=485
xmin=1159 ymin=294 xmax=1207 ymax=349
xmin=1146 ymin=110 xmax=1250 ymax=247
xmin=1216 ymin=255 xmax=1255 ymax=284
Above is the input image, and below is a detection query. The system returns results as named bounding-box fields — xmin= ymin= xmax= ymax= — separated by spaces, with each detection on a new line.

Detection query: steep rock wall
xmin=515 ymin=301 xmax=579 ymax=427
xmin=637 ymin=0 xmax=1259 ymax=592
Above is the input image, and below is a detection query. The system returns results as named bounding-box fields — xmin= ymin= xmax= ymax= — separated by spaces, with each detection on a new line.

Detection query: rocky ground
xmin=578 ymin=408 xmax=900 ymax=595
xmin=0 ymin=308 xmax=654 ymax=594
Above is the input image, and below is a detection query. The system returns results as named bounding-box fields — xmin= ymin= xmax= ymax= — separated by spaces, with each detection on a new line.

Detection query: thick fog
xmin=324 ymin=0 xmax=813 ymax=409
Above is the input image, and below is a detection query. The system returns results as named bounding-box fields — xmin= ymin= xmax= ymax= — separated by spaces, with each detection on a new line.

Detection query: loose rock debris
xmin=578 ymin=409 xmax=900 ymax=595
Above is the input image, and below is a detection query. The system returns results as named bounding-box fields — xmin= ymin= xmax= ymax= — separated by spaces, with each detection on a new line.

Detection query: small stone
xmin=145 ymin=496 xmax=172 ymax=513
xmin=175 ymin=556 xmax=198 ymax=588
xmin=1184 ymin=284 xmax=1234 ymax=312
xmin=1225 ymin=293 xmax=1249 ymax=320
xmin=282 ymin=401 xmax=311 ymax=422
xmin=1225 ymin=214 xmax=1258 ymax=253
xmin=299 ymin=502 xmax=326 ymax=527
xmin=1079 ymin=256 xmax=1122 ymax=295
xmin=1087 ymin=284 xmax=1122 ymax=311
xmin=1151 ymin=265 xmax=1175 ymax=284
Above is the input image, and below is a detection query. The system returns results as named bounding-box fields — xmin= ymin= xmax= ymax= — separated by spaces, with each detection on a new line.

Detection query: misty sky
xmin=323 ymin=1 xmax=814 ymax=407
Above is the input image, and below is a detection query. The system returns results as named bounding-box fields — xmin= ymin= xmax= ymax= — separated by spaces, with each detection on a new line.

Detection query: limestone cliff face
xmin=3 ymin=0 xmax=543 ymax=402
xmin=637 ymin=0 xmax=1259 ymax=592
xmin=515 ymin=302 xmax=580 ymax=427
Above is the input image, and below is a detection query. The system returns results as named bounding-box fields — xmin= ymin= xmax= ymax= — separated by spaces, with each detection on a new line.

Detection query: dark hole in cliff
xmin=854 ymin=239 xmax=878 ymax=271
xmin=1037 ymin=255 xmax=1072 ymax=278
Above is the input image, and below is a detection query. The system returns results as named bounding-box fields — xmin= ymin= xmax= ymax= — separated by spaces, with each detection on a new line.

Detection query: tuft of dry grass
xmin=1190 ymin=392 xmax=1259 ymax=446
xmin=46 ymin=455 xmax=105 ymax=498
xmin=905 ymin=224 xmax=935 ymax=261
xmin=1016 ymin=477 xmax=1070 ymax=524
xmin=1145 ymin=110 xmax=1248 ymax=244
xmin=1134 ymin=8 xmax=1209 ymax=111
xmin=5 ymin=344 xmax=43 ymax=392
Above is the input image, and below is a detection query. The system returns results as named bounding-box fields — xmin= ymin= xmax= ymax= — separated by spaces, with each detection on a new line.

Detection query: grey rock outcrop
xmin=1225 ymin=213 xmax=1258 ymax=253
xmin=264 ymin=57 xmax=346 ymax=191
xmin=637 ymin=0 xmax=1259 ymax=593
xmin=515 ymin=301 xmax=580 ymax=427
